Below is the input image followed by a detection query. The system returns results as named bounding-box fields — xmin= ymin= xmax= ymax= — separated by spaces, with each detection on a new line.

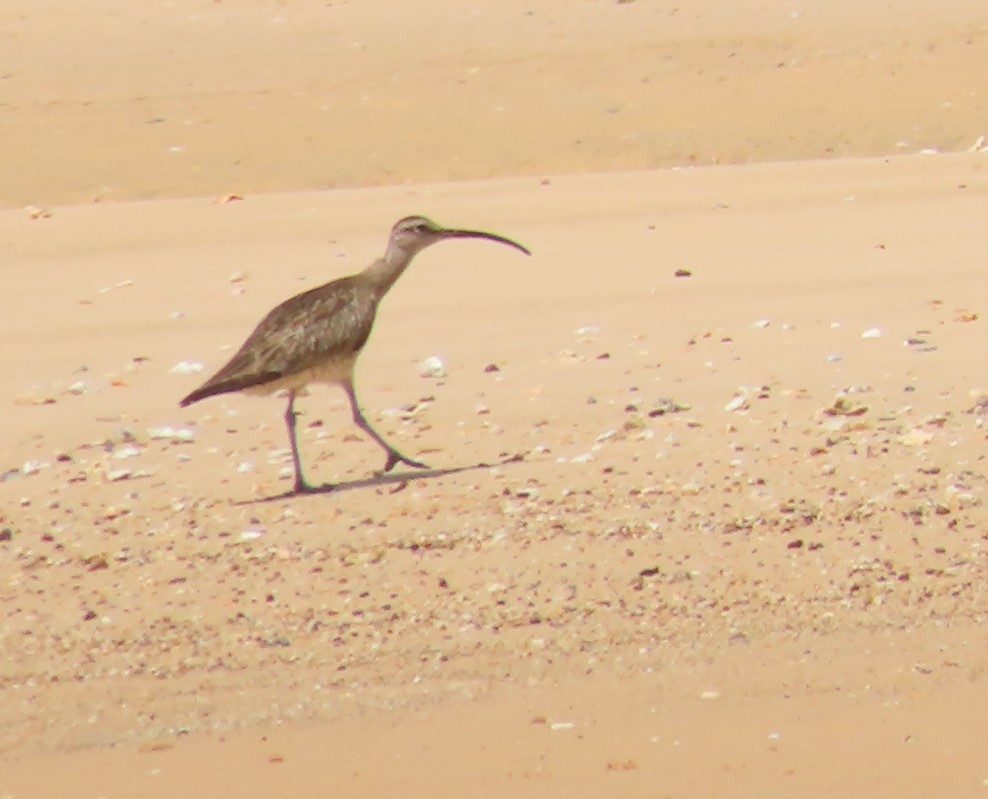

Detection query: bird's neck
xmin=361 ymin=249 xmax=416 ymax=296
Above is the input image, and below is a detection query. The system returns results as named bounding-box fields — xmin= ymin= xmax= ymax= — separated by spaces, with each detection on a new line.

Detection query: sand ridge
xmin=3 ymin=0 xmax=988 ymax=207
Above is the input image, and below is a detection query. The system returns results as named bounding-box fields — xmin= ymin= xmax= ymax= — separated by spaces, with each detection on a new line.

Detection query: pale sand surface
xmin=2 ymin=1 xmax=988 ymax=797
xmin=3 ymin=0 xmax=988 ymax=207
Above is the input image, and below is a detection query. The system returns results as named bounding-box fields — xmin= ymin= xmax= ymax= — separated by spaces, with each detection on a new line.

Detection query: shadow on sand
xmin=235 ymin=454 xmax=524 ymax=505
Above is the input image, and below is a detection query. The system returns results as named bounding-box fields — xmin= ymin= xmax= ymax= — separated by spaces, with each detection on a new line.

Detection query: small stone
xmin=648 ymin=398 xmax=691 ymax=416
xmin=25 ymin=205 xmax=52 ymax=220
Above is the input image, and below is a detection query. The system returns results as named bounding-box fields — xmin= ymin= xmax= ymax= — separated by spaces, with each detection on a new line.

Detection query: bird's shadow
xmin=234 ymin=454 xmax=524 ymax=506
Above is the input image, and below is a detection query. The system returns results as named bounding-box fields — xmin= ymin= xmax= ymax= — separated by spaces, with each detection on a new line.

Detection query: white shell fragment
xmin=417 ymin=355 xmax=447 ymax=378
xmin=724 ymin=392 xmax=750 ymax=413
xmin=861 ymin=327 xmax=882 ymax=339
xmin=113 ymin=445 xmax=142 ymax=460
xmin=169 ymin=360 xmax=205 ymax=375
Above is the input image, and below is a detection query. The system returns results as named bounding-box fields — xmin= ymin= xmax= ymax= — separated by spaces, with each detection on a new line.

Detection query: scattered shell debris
xmin=147 ymin=425 xmax=195 ymax=442
xmin=2 ymin=228 xmax=986 ymax=769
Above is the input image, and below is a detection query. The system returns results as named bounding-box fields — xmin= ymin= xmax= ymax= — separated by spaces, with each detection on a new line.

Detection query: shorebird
xmin=180 ymin=215 xmax=530 ymax=493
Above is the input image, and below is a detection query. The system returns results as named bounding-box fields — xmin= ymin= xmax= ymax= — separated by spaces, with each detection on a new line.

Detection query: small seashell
xmin=861 ymin=327 xmax=882 ymax=339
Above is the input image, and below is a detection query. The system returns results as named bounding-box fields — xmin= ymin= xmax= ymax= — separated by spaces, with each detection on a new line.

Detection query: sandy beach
xmin=2 ymin=1 xmax=987 ymax=797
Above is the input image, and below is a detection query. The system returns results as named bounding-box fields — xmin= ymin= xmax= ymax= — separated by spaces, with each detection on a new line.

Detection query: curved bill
xmin=441 ymin=228 xmax=531 ymax=256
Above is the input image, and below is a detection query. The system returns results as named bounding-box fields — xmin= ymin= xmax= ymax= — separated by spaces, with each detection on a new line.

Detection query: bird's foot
xmin=293 ymin=478 xmax=336 ymax=495
xmin=382 ymin=450 xmax=429 ymax=473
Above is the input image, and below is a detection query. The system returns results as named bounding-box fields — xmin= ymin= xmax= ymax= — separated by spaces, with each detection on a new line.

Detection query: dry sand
xmin=2 ymin=1 xmax=988 ymax=797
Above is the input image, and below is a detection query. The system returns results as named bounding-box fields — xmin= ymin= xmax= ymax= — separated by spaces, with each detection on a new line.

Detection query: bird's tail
xmin=179 ymin=371 xmax=278 ymax=407
xmin=179 ymin=385 xmax=219 ymax=407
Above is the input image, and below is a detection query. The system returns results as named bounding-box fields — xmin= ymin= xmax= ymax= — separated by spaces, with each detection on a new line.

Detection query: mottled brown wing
xmin=180 ymin=277 xmax=377 ymax=406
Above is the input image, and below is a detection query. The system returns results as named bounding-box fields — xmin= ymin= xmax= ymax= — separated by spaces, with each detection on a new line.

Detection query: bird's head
xmin=386 ymin=215 xmax=531 ymax=259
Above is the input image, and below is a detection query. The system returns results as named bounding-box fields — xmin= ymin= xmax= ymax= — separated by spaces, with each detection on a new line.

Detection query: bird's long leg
xmin=285 ymin=390 xmax=332 ymax=493
xmin=343 ymin=379 xmax=428 ymax=472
